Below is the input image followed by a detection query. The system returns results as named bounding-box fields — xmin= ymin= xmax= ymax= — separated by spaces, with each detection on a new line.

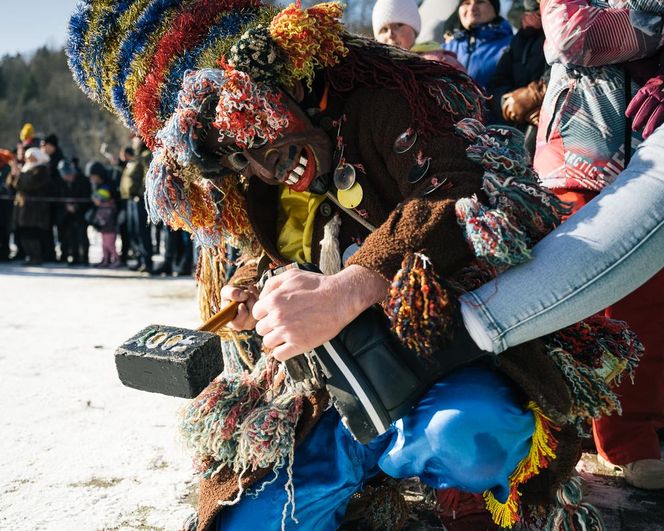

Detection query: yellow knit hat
xmin=20 ymin=123 xmax=34 ymax=142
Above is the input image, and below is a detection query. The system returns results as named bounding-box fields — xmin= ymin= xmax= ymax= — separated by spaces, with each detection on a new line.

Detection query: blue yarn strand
xmin=157 ymin=12 xmax=252 ymax=121
xmin=66 ymin=2 xmax=93 ymax=97
xmin=112 ymin=0 xmax=184 ymax=127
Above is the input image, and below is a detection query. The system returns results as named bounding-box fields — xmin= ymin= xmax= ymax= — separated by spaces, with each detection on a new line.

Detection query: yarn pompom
xmin=156 ymin=68 xmax=226 ymax=168
xmin=545 ymin=477 xmax=604 ymax=531
xmin=214 ymin=61 xmax=289 ymax=148
xmin=228 ymin=25 xmax=286 ymax=84
xmin=386 ymin=253 xmax=454 ymax=358
xmin=269 ymin=1 xmax=348 ymax=87
xmin=455 ymin=195 xmax=532 ymax=266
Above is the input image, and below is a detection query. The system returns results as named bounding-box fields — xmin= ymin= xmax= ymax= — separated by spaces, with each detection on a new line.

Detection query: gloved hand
xmin=626 ymin=74 xmax=664 ymax=139
xmin=501 ymin=80 xmax=546 ymax=125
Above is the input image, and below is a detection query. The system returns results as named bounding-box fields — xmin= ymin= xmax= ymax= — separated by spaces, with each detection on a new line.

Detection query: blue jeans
xmin=461 ymin=123 xmax=664 ymax=353
xmin=216 ymin=366 xmax=534 ymax=530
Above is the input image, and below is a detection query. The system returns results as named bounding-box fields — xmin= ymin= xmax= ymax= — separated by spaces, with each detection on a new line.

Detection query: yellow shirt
xmin=276 ymin=185 xmax=325 ymax=263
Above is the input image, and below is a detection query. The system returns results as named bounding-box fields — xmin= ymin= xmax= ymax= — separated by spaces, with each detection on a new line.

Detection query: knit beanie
xmin=94 ymin=187 xmax=112 ymax=201
xmin=22 ymin=147 xmax=50 ymax=171
xmin=372 ymin=0 xmax=421 ymax=39
xmin=57 ymin=159 xmax=75 ymax=177
xmin=44 ymin=133 xmax=59 ymax=148
xmin=20 ymin=123 xmax=34 ymax=142
xmin=85 ymin=160 xmax=108 ymax=181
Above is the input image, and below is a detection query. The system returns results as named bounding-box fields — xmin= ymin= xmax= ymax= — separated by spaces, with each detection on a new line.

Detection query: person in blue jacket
xmin=443 ymin=0 xmax=513 ymax=92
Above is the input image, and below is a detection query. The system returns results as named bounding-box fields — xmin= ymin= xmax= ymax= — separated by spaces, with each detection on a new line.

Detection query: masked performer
xmin=67 ymin=2 xmax=642 ymax=529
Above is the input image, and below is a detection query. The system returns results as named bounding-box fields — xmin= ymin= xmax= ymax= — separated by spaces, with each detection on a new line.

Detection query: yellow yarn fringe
xmin=196 ymin=246 xmax=224 ymax=322
xmin=270 ymin=1 xmax=348 ymax=88
xmin=483 ymin=401 xmax=559 ymax=528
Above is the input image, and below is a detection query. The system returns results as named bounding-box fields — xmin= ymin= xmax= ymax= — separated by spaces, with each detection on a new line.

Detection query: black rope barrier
xmin=0 ymin=195 xmax=93 ymax=203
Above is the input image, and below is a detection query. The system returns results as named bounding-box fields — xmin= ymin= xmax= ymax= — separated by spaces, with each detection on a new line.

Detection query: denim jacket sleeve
xmin=541 ymin=0 xmax=664 ymax=67
xmin=460 ymin=123 xmax=664 ymax=353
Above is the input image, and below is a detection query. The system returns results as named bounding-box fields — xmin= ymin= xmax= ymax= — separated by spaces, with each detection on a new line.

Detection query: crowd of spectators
xmin=0 ymin=125 xmax=193 ymax=275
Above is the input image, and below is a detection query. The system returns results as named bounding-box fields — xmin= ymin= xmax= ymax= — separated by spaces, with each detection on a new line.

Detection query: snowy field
xmin=0 ymin=262 xmax=200 ymax=530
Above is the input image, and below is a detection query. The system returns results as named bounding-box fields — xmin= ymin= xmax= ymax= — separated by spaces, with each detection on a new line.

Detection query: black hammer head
xmin=115 ymin=325 xmax=223 ymax=398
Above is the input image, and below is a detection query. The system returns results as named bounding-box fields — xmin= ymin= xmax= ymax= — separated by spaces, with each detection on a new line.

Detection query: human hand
xmin=626 ymin=74 xmax=664 ymax=139
xmin=220 ymin=284 xmax=260 ymax=331
xmin=501 ymin=80 xmax=546 ymax=124
xmin=253 ymin=265 xmax=389 ymax=361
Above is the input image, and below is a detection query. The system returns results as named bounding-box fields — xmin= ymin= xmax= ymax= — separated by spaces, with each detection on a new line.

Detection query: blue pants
xmin=217 ymin=366 xmax=534 ymax=530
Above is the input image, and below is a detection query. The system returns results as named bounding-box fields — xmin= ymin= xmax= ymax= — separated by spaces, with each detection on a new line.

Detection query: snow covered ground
xmin=0 ymin=262 xmax=200 ymax=530
xmin=2 ymin=260 xmax=663 ymax=531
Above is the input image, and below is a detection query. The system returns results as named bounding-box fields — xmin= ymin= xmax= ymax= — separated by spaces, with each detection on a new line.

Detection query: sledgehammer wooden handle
xmin=198 ymin=301 xmax=241 ymax=333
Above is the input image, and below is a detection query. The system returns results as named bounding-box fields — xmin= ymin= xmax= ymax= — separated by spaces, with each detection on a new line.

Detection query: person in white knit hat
xmin=372 ymin=0 xmax=421 ymax=50
xmin=372 ymin=0 xmax=467 ymax=71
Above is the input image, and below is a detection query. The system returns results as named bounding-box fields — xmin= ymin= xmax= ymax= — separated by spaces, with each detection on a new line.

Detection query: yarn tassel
xmin=453 ymin=118 xmax=571 ymax=262
xmin=547 ymin=316 xmax=644 ymax=385
xmin=196 ymin=246 xmax=223 ymax=322
xmin=179 ymin=371 xmax=264 ymax=476
xmin=545 ymin=477 xmax=605 ymax=531
xmin=481 ymin=173 xmax=570 ymax=241
xmin=319 ymin=213 xmax=342 ymax=275
xmin=234 ymin=393 xmax=304 ymax=530
xmin=544 ymin=316 xmax=644 ymax=432
xmin=179 ymin=356 xmax=278 ymax=476
xmin=484 ymin=402 xmax=559 ymax=528
xmin=144 ymin=151 xmax=221 ymax=247
xmin=386 ymin=252 xmax=454 ymax=357
xmin=235 ymin=393 xmax=304 ymax=472
xmin=455 ymin=195 xmax=532 ymax=266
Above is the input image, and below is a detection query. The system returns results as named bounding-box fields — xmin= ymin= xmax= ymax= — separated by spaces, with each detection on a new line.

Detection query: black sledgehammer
xmin=114 ymin=264 xmax=316 ymax=398
xmin=114 ymin=301 xmax=241 ymax=398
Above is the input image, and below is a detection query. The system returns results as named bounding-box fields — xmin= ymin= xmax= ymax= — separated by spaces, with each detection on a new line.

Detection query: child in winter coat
xmin=91 ymin=187 xmax=120 ymax=267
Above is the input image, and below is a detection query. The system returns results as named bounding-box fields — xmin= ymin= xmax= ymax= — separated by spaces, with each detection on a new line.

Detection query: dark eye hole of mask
xmin=214 ymin=137 xmax=268 ymax=172
xmin=213 ymin=143 xmax=248 ymax=170
xmin=227 ymin=151 xmax=249 ymax=171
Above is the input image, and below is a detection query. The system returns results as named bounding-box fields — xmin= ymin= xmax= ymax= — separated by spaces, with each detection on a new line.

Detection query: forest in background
xmin=0 ymin=1 xmax=372 ymax=168
xmin=0 ymin=47 xmax=129 ymax=165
